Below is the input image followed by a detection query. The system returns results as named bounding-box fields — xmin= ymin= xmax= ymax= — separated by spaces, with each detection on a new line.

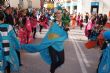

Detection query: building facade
xmin=55 ymin=0 xmax=110 ymax=15
xmin=4 ymin=0 xmax=110 ymax=15
xmin=5 ymin=0 xmax=40 ymax=9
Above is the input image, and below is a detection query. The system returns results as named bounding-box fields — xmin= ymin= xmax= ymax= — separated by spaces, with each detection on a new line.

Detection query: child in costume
xmin=0 ymin=11 xmax=20 ymax=73
xmin=97 ymin=30 xmax=110 ymax=73
xmin=21 ymin=6 xmax=69 ymax=73
xmin=17 ymin=11 xmax=33 ymax=44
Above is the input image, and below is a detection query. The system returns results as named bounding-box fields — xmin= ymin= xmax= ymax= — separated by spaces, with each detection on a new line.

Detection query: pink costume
xmin=17 ymin=27 xmax=27 ymax=44
xmin=76 ymin=15 xmax=80 ymax=26
xmin=85 ymin=20 xmax=95 ymax=37
xmin=79 ymin=16 xmax=83 ymax=27
xmin=25 ymin=17 xmax=33 ymax=43
xmin=39 ymin=16 xmax=48 ymax=29
xmin=30 ymin=17 xmax=38 ymax=28
xmin=17 ymin=17 xmax=33 ymax=44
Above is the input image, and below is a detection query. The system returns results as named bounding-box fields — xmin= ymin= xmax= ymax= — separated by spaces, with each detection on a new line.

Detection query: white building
xmin=6 ymin=0 xmax=40 ymax=9
xmin=55 ymin=0 xmax=110 ymax=15
xmin=81 ymin=0 xmax=110 ymax=15
xmin=7 ymin=0 xmax=110 ymax=15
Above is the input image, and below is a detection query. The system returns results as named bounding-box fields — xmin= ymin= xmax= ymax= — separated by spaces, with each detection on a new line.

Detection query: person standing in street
xmin=97 ymin=30 xmax=110 ymax=73
xmin=21 ymin=6 xmax=69 ymax=73
xmin=0 ymin=11 xmax=20 ymax=73
xmin=85 ymin=13 xmax=89 ymax=23
xmin=47 ymin=6 xmax=69 ymax=73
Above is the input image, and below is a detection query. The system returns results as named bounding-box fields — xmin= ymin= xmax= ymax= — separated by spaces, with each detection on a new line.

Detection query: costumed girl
xmin=97 ymin=30 xmax=110 ymax=73
xmin=71 ymin=13 xmax=76 ymax=29
xmin=21 ymin=6 xmax=69 ymax=73
xmin=85 ymin=15 xmax=96 ymax=39
xmin=39 ymin=12 xmax=48 ymax=33
xmin=30 ymin=9 xmax=38 ymax=39
xmin=0 ymin=11 xmax=20 ymax=73
xmin=17 ymin=10 xmax=33 ymax=44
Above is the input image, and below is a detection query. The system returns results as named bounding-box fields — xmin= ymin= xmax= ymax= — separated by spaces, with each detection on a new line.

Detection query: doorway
xmin=91 ymin=6 xmax=99 ymax=14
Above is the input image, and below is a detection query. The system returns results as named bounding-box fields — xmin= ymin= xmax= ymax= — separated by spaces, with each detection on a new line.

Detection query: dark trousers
xmin=5 ymin=62 xmax=10 ymax=73
xmin=39 ymin=25 xmax=43 ymax=33
xmin=32 ymin=27 xmax=36 ymax=38
xmin=85 ymin=19 xmax=88 ymax=23
xmin=48 ymin=46 xmax=65 ymax=73
xmin=80 ymin=24 xmax=83 ymax=30
xmin=16 ymin=50 xmax=22 ymax=66
xmin=88 ymin=30 xmax=92 ymax=39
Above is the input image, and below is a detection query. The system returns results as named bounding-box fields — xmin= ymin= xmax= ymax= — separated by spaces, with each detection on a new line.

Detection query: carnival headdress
xmin=103 ymin=30 xmax=110 ymax=40
xmin=54 ymin=5 xmax=62 ymax=13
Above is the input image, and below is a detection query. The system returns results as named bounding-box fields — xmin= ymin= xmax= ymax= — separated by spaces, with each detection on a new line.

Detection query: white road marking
xmin=73 ymin=36 xmax=91 ymax=67
xmin=69 ymin=35 xmax=88 ymax=73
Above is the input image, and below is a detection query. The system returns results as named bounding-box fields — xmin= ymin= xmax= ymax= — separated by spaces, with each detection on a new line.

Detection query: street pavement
xmin=13 ymin=26 xmax=101 ymax=73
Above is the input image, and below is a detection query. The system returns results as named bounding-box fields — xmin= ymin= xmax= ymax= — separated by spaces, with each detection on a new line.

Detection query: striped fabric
xmin=0 ymin=27 xmax=10 ymax=56
xmin=0 ymin=24 xmax=20 ymax=72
